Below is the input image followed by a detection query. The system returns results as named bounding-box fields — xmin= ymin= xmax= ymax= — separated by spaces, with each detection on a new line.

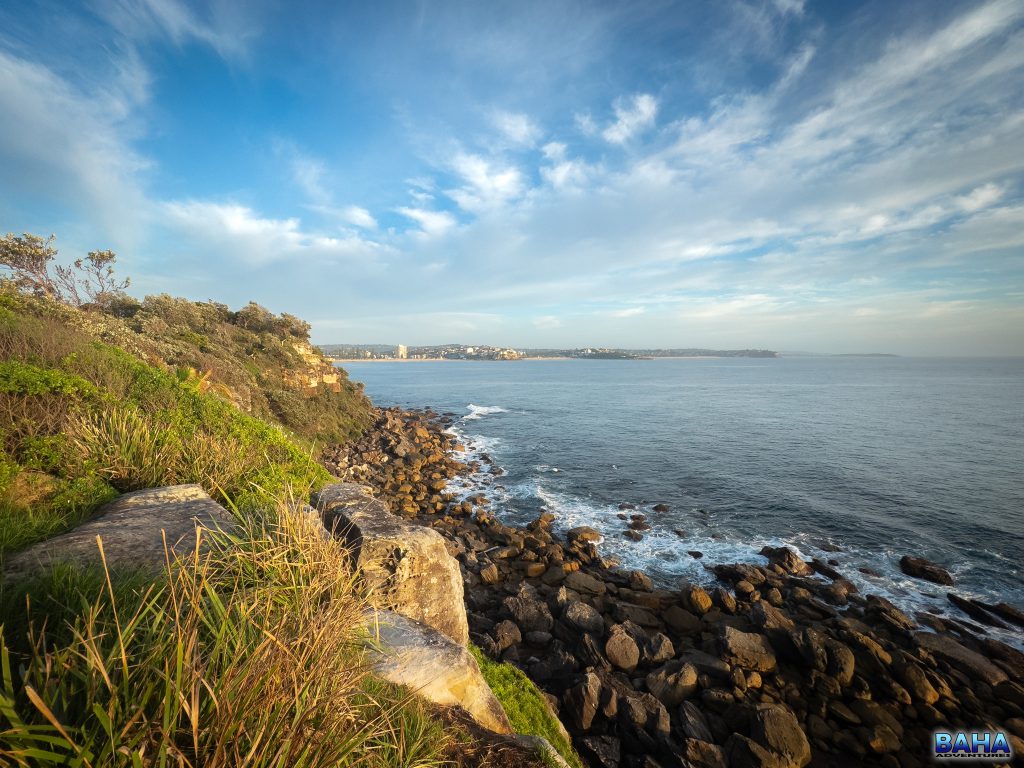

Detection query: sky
xmin=1 ymin=0 xmax=1023 ymax=354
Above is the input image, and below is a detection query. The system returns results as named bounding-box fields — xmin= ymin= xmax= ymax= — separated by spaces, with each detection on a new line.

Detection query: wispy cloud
xmin=602 ymin=94 xmax=658 ymax=144
xmin=396 ymin=206 xmax=457 ymax=238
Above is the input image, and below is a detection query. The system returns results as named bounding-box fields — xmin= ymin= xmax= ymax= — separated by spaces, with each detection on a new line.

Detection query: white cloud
xmin=609 ymin=307 xmax=645 ymax=318
xmin=491 ymin=109 xmax=540 ymax=146
xmin=447 ymin=152 xmax=524 ymax=212
xmin=397 ymin=206 xmax=457 ymax=238
xmin=340 ymin=205 xmax=378 ymax=229
xmin=533 ymin=315 xmax=561 ymax=329
xmin=602 ymin=93 xmax=658 ymax=143
xmin=163 ymin=200 xmax=380 ymax=264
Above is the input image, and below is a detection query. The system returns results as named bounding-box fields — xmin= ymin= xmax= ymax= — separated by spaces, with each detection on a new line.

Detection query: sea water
xmin=340 ymin=356 xmax=1024 ymax=640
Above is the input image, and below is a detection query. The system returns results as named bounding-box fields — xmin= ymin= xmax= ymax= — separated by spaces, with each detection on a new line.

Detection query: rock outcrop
xmin=367 ymin=610 xmax=512 ymax=734
xmin=2 ymin=484 xmax=237 ymax=579
xmin=313 ymin=483 xmax=469 ymax=645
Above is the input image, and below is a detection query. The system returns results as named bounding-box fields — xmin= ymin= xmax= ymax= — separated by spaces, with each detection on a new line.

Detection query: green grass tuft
xmin=470 ymin=645 xmax=583 ymax=768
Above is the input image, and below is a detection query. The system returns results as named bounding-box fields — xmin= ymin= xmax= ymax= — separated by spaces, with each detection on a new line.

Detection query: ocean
xmin=339 ymin=356 xmax=1024 ymax=641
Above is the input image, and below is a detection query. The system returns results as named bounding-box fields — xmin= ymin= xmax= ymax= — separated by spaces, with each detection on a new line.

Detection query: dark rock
xmin=915 ymin=631 xmax=1008 ymax=685
xmin=652 ymin=503 xmax=670 ymax=512
xmin=899 ymin=555 xmax=953 ymax=586
xmin=678 ymin=700 xmax=715 ymax=741
xmin=983 ymin=601 xmax=1024 ymax=628
xmin=664 ymin=605 xmax=702 ymax=635
xmin=618 ymin=691 xmax=671 ymax=741
xmin=726 ymin=733 xmax=778 ymax=768
xmin=679 ymin=649 xmax=732 ymax=680
xmin=524 ymin=630 xmax=552 ymax=646
xmin=564 ymin=570 xmax=607 ymax=596
xmin=947 ymin=592 xmax=1009 ymax=628
xmin=563 ymin=600 xmax=605 ymax=635
xmin=720 ymin=626 xmax=777 ymax=672
xmin=824 ymin=638 xmax=855 ymax=686
xmin=623 ymin=530 xmax=643 ymax=541
xmin=579 ymin=735 xmax=621 ymax=768
xmin=493 ymin=619 xmax=522 ymax=651
xmin=643 ymin=632 xmax=675 ymax=665
xmin=565 ymin=671 xmax=602 ymax=733
xmin=502 ymin=594 xmax=554 ymax=633
xmin=614 ymin=601 xmax=660 ymax=628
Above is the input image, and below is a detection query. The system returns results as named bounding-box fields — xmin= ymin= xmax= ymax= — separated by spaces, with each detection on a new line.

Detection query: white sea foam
xmin=463 ymin=404 xmax=509 ymax=420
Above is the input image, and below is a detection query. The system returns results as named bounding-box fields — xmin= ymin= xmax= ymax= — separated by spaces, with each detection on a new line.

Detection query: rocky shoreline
xmin=321 ymin=408 xmax=1024 ymax=768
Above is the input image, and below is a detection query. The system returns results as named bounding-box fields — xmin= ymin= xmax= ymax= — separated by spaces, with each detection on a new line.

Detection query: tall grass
xmin=0 ymin=506 xmax=452 ymax=767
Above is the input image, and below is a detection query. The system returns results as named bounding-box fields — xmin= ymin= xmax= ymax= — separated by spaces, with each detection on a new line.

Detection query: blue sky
xmin=1 ymin=0 xmax=1022 ymax=354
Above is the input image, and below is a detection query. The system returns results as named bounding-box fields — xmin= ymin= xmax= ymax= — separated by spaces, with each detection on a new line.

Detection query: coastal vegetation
xmin=0 ymin=238 xmax=486 ymax=767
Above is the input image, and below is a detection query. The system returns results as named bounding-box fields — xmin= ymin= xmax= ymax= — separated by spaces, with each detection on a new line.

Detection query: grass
xmin=0 ymin=506 xmax=454 ymax=767
xmin=469 ymin=647 xmax=582 ymax=768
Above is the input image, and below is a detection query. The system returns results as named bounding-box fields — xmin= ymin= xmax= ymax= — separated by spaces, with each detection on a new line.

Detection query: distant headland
xmin=320 ymin=343 xmax=779 ymax=361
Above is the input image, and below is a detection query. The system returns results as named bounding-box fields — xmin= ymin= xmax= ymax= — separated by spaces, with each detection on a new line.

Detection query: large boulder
xmin=899 ymin=555 xmax=953 ymax=586
xmin=313 ymin=483 xmax=469 ymax=645
xmin=367 ymin=610 xmax=512 ymax=734
xmin=2 ymin=484 xmax=237 ymax=579
xmin=751 ymin=704 xmax=811 ymax=767
xmin=720 ymin=626 xmax=777 ymax=672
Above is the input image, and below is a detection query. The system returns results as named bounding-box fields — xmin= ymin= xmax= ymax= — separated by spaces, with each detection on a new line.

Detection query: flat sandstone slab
xmin=3 ymin=484 xmax=237 ymax=579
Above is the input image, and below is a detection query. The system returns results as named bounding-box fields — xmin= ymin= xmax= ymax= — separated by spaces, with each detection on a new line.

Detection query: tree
xmin=0 ymin=232 xmax=130 ymax=306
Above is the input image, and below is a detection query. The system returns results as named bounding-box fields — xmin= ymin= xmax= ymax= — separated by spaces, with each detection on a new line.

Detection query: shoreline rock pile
xmin=321 ymin=411 xmax=1024 ymax=768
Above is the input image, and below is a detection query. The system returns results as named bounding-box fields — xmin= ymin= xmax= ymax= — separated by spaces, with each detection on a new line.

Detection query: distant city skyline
xmin=1 ymin=1 xmax=1022 ymax=355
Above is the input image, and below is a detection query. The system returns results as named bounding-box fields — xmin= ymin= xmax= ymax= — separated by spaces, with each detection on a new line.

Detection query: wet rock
xmin=720 ymin=626 xmax=777 ymax=672
xmin=899 ymin=555 xmax=953 ymax=586
xmin=567 ymin=526 xmax=602 ymax=544
xmin=760 ymin=546 xmax=812 ymax=576
xmin=947 ymin=592 xmax=1009 ymax=628
xmin=652 ymin=503 xmax=670 ymax=512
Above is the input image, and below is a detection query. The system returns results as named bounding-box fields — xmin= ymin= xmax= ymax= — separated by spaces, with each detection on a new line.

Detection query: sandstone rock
xmin=751 ymin=704 xmax=811 ymax=767
xmin=720 ymin=626 xmax=777 ymax=672
xmin=563 ymin=600 xmax=605 ymax=635
xmin=644 ymin=660 xmax=698 ymax=706
xmin=760 ymin=546 xmax=812 ymax=576
xmin=314 ymin=483 xmax=469 ymax=644
xmin=915 ymin=631 xmax=1008 ymax=686
xmin=2 ymin=484 xmax=238 ymax=579
xmin=683 ymin=738 xmax=727 ymax=768
xmin=683 ymin=584 xmax=714 ymax=615
xmin=367 ymin=611 xmax=511 ymax=733
xmin=567 ymin=526 xmax=602 ymax=544
xmin=605 ymin=625 xmax=641 ymax=672
xmin=899 ymin=555 xmax=953 ymax=586
xmin=892 ymin=657 xmax=939 ymax=704
xmin=643 ymin=632 xmax=675 ymax=665
xmin=613 ymin=601 xmax=660 ymax=628
xmin=479 ymin=562 xmax=501 ymax=584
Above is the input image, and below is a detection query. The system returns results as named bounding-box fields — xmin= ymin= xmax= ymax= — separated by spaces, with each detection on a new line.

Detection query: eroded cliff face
xmin=282 ymin=341 xmax=344 ymax=393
